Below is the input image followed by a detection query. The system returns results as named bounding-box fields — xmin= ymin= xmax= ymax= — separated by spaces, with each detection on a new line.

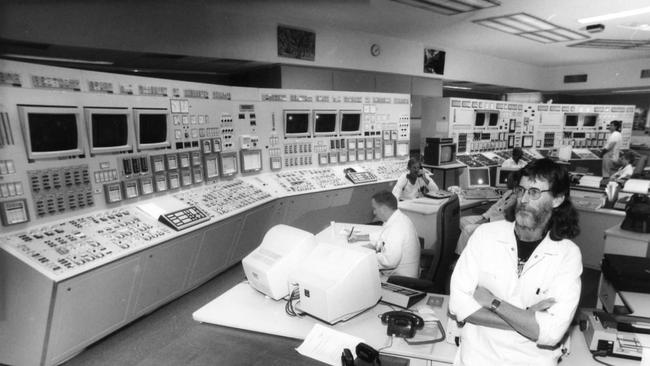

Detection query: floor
xmin=60 ymin=264 xmax=602 ymax=366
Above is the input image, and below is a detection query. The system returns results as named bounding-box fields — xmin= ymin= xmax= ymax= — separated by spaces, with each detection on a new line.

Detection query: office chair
xmin=388 ymin=194 xmax=460 ymax=294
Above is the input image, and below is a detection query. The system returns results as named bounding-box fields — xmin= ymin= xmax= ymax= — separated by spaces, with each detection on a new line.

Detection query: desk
xmin=193 ymin=283 xmax=458 ymax=365
xmin=605 ymin=225 xmax=650 ymax=258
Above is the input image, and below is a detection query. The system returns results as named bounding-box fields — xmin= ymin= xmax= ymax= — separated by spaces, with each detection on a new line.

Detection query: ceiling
xmin=1 ymin=0 xmax=649 ymax=95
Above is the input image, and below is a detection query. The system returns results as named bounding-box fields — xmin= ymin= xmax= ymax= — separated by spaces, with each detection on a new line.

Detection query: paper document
xmin=296 ymin=323 xmax=365 ymax=366
xmin=637 ymin=334 xmax=650 ymax=366
xmin=623 ymin=179 xmax=650 ymax=194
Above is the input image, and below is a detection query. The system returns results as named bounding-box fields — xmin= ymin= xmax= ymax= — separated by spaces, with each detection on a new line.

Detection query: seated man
xmin=610 ymin=150 xmax=636 ymax=181
xmin=349 ymin=191 xmax=420 ymax=278
xmin=392 ymin=157 xmax=439 ymax=201
xmin=456 ymin=170 xmax=518 ymax=254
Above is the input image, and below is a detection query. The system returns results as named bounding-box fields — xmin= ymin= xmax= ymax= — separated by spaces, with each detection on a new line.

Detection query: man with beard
xmin=448 ymin=158 xmax=582 ymax=366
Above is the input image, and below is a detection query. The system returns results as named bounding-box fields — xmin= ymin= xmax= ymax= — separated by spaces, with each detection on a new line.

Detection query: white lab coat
xmin=449 ymin=220 xmax=582 ymax=366
xmin=368 ymin=209 xmax=420 ymax=277
xmin=392 ymin=173 xmax=439 ymax=201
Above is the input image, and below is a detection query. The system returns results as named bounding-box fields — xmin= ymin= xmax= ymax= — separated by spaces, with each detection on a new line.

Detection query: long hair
xmin=504 ymin=158 xmax=580 ymax=240
xmin=512 ymin=147 xmax=523 ymax=164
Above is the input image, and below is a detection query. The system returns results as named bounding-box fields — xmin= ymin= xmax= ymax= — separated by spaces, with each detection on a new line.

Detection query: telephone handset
xmin=381 ymin=310 xmax=424 ymax=338
xmin=344 ymin=167 xmax=377 ymax=184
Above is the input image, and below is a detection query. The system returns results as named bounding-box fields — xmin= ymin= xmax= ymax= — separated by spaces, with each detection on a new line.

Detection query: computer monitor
xmin=284 ymin=110 xmax=311 ymax=138
xmin=564 ymin=114 xmax=578 ymax=128
xmin=467 ymin=167 xmax=490 ymax=188
xmin=240 ymin=149 xmax=263 ymax=173
xmin=424 ymin=138 xmax=456 ymax=166
xmin=522 ymin=135 xmax=534 ymax=148
xmin=242 ymin=225 xmax=318 ymax=300
xmin=219 ymin=152 xmax=238 ymax=177
xmin=289 ymin=242 xmax=381 ymax=324
xmin=134 ymin=108 xmax=170 ymax=150
xmin=339 ymin=111 xmax=362 ymax=136
xmin=582 ymin=114 xmax=598 ymax=127
xmin=85 ymin=107 xmax=134 ymax=155
xmin=495 ymin=167 xmax=518 ymax=188
xmin=313 ymin=110 xmax=337 ymax=136
xmin=18 ymin=105 xmax=84 ymax=160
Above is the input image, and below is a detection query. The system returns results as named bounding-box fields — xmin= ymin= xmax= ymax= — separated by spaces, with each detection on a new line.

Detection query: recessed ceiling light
xmin=2 ymin=53 xmax=114 ymax=65
xmin=474 ymin=13 xmax=588 ymax=43
xmin=578 ymin=6 xmax=650 ymax=24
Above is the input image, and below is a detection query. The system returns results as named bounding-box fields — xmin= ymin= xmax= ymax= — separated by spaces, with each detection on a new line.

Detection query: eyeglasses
xmin=513 ymin=186 xmax=550 ymax=200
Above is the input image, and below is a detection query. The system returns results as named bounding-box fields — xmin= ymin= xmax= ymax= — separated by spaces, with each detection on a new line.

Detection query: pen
xmin=348 ymin=226 xmax=355 ymax=240
xmin=536 ymin=288 xmax=540 ymax=295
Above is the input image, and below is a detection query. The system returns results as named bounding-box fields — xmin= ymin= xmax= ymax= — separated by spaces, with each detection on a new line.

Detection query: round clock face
xmin=371 ymin=44 xmax=381 ymax=57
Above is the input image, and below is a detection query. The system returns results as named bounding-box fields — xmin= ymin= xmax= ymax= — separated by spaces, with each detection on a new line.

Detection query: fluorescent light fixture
xmin=474 ymin=13 xmax=588 ymax=43
xmin=2 ymin=53 xmax=114 ymax=65
xmin=612 ymin=88 xmax=650 ymax=93
xmin=578 ymin=6 xmax=650 ymax=24
xmin=568 ymin=39 xmax=650 ymax=49
xmin=390 ymin=0 xmax=500 ymax=15
xmin=443 ymin=85 xmax=472 ymax=90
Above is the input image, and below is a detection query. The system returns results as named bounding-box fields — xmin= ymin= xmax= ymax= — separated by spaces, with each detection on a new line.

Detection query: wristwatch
xmin=489 ymin=298 xmax=501 ymax=312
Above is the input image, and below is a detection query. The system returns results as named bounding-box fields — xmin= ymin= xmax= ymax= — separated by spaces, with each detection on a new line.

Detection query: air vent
xmin=564 ymin=74 xmax=588 ymax=83
xmin=641 ymin=69 xmax=650 ymax=79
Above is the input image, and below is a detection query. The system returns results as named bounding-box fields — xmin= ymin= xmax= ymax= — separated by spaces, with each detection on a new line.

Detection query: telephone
xmin=381 ymin=310 xmax=424 ymax=338
xmin=344 ymin=167 xmax=377 ymax=184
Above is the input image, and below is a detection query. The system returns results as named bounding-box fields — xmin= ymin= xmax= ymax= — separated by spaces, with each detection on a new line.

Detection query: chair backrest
xmin=424 ymin=193 xmax=460 ymax=293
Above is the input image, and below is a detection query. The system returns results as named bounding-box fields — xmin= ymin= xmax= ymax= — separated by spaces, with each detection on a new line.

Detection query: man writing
xmin=349 ymin=191 xmax=420 ymax=278
xmin=449 ymin=158 xmax=582 ymax=366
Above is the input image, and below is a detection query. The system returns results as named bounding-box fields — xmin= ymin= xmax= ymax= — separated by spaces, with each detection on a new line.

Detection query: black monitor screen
xmin=488 ymin=113 xmax=499 ymax=126
xmin=314 ymin=113 xmax=336 ymax=133
xmin=565 ymin=114 xmax=578 ymax=127
xmin=28 ymin=113 xmax=78 ymax=152
xmin=340 ymin=113 xmax=361 ymax=132
xmin=475 ymin=113 xmax=485 ymax=126
xmin=139 ymin=114 xmax=167 ymax=144
xmin=583 ymin=115 xmax=597 ymax=127
xmin=285 ymin=113 xmax=309 ymax=134
xmin=92 ymin=114 xmax=129 ymax=147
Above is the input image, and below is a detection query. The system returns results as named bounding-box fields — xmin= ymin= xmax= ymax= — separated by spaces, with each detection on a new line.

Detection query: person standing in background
xmin=502 ymin=147 xmax=527 ymax=169
xmin=602 ymin=120 xmax=622 ymax=177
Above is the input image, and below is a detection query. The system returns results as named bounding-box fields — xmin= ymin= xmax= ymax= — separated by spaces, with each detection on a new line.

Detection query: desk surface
xmin=192 ymin=282 xmax=458 ymax=364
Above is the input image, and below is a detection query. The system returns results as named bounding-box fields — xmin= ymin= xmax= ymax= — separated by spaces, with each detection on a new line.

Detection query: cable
xmin=377 ymin=335 xmax=394 ymax=351
xmin=285 ymin=286 xmax=304 ymax=317
xmin=590 ymin=351 xmax=614 ymax=366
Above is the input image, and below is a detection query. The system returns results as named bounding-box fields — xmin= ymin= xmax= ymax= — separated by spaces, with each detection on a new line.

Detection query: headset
xmin=380 ymin=310 xmax=424 ymax=338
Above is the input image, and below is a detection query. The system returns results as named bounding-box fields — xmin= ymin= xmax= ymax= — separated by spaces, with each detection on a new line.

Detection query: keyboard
xmin=345 ymin=171 xmax=378 ymax=184
xmin=462 ymin=187 xmax=500 ymax=200
xmin=158 ymin=206 xmax=210 ymax=231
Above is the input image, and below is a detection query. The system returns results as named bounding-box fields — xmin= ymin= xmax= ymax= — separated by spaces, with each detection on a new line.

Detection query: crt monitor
xmin=564 ymin=114 xmax=578 ymax=127
xmin=467 ymin=167 xmax=491 ymax=188
xmin=339 ymin=111 xmax=362 ymax=135
xmin=85 ymin=107 xmax=134 ymax=155
xmin=488 ymin=112 xmax=499 ymax=127
xmin=289 ymin=242 xmax=381 ymax=324
xmin=583 ymin=114 xmax=598 ymax=127
xmin=219 ymin=152 xmax=238 ymax=177
xmin=242 ymin=225 xmax=318 ymax=300
xmin=134 ymin=109 xmax=170 ymax=150
xmin=284 ymin=110 xmax=311 ymax=138
xmin=424 ymin=138 xmax=456 ymax=166
xmin=522 ymin=135 xmax=534 ymax=148
xmin=313 ymin=110 xmax=337 ymax=136
xmin=18 ymin=105 xmax=84 ymax=160
xmin=496 ymin=167 xmax=519 ymax=188
xmin=240 ymin=149 xmax=263 ymax=173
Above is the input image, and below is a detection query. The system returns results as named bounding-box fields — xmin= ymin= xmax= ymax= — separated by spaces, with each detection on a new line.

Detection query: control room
xmin=1 ymin=1 xmax=650 ymax=365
